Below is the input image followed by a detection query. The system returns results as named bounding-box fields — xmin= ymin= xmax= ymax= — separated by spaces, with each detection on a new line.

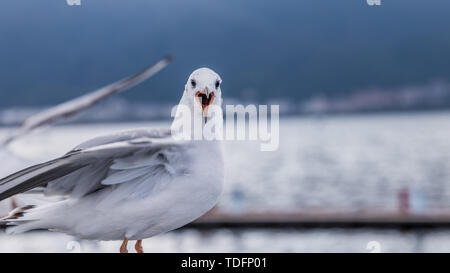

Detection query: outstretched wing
xmin=1 ymin=56 xmax=172 ymax=146
xmin=0 ymin=129 xmax=185 ymax=201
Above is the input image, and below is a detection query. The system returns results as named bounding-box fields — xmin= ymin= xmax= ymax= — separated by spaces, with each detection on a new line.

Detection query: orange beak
xmin=195 ymin=91 xmax=214 ymax=117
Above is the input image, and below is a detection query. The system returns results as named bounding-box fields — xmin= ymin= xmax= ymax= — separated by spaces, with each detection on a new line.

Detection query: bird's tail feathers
xmin=1 ymin=204 xmax=35 ymax=223
xmin=0 ymin=202 xmax=63 ymax=234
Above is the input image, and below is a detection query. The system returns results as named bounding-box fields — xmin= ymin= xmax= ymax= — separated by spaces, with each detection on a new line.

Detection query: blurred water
xmin=1 ymin=111 xmax=450 ymax=252
xmin=1 ymin=228 xmax=450 ymax=253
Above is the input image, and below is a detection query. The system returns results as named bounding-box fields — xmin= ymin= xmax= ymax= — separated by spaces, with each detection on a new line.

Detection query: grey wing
xmin=1 ymin=56 xmax=172 ymax=146
xmin=0 ymin=131 xmax=184 ymax=201
xmin=68 ymin=128 xmax=171 ymax=153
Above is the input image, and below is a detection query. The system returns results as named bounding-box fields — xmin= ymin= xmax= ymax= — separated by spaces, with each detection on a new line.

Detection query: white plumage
xmin=0 ymin=68 xmax=224 ymax=252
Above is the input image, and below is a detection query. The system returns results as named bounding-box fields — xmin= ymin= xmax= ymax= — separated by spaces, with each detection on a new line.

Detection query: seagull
xmin=0 ymin=56 xmax=171 ymax=219
xmin=0 ymin=68 xmax=224 ymax=253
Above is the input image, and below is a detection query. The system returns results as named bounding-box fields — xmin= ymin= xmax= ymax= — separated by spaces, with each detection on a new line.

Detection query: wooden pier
xmin=186 ymin=210 xmax=450 ymax=229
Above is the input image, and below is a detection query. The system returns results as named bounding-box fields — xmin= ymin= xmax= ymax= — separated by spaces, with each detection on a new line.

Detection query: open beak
xmin=195 ymin=90 xmax=215 ymax=117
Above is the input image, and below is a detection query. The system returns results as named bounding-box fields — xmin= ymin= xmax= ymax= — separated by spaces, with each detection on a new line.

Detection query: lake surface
xmin=1 ymin=111 xmax=450 ymax=252
xmin=2 ymin=228 xmax=450 ymax=253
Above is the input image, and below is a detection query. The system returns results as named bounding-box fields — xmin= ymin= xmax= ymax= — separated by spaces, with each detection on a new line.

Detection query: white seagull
xmin=0 ymin=68 xmax=224 ymax=253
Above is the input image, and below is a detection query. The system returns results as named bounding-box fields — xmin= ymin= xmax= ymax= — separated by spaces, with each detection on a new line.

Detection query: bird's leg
xmin=120 ymin=238 xmax=129 ymax=253
xmin=135 ymin=240 xmax=144 ymax=253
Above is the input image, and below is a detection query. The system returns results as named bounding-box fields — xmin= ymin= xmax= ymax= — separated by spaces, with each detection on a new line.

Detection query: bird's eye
xmin=191 ymin=79 xmax=196 ymax=88
xmin=215 ymin=80 xmax=220 ymax=89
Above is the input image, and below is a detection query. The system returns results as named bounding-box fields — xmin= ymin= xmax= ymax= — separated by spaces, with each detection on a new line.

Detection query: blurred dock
xmin=185 ymin=187 xmax=450 ymax=229
xmin=188 ymin=210 xmax=450 ymax=229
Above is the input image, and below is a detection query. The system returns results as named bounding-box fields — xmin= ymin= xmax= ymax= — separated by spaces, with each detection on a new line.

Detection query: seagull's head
xmin=185 ymin=68 xmax=222 ymax=118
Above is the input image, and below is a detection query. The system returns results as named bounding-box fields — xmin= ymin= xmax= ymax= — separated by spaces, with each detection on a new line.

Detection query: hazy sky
xmin=1 ymin=0 xmax=449 ymax=107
